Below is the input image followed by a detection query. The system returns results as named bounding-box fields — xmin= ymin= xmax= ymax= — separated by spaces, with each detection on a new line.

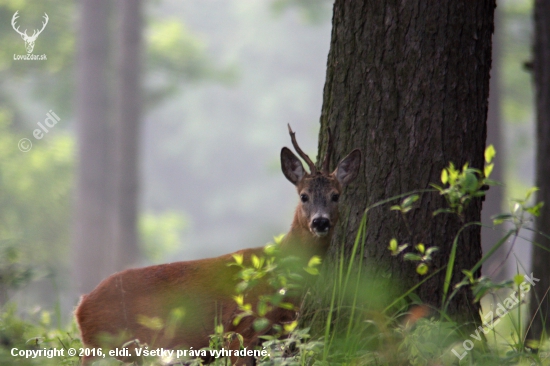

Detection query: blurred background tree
xmin=528 ymin=0 xmax=550 ymax=341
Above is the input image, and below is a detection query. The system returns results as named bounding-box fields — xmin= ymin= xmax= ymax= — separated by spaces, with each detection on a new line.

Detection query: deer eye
xmin=331 ymin=194 xmax=340 ymax=202
xmin=300 ymin=194 xmax=309 ymax=203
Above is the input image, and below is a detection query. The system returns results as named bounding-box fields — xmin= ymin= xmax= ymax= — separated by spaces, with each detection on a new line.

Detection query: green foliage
xmin=0 ymin=304 xmax=82 ymax=365
xmin=229 ymin=234 xmax=320 ymax=334
xmin=431 ymin=145 xmax=498 ymax=220
xmin=398 ymin=318 xmax=460 ymax=366
xmin=145 ymin=19 xmax=236 ymax=108
xmin=0 ymin=109 xmax=73 ymax=297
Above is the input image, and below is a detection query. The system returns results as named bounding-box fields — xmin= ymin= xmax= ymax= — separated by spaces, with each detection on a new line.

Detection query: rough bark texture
xmin=73 ymin=0 xmax=113 ymax=294
xmin=317 ymin=1 xmax=494 ymax=316
xmin=529 ymin=0 xmax=550 ymax=341
xmin=112 ymin=0 xmax=142 ymax=271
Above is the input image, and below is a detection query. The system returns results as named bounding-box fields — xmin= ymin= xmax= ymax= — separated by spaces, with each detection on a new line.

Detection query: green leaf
xmin=416 ymin=263 xmax=428 ymax=275
xmin=416 ymin=243 xmax=425 ymax=254
xmin=484 ymin=163 xmax=494 ymax=178
xmin=525 ymin=186 xmax=539 ymax=201
xmin=273 ymin=234 xmax=285 ymax=244
xmin=485 ymin=144 xmax=496 ymax=163
xmin=462 ymin=172 xmax=478 ymax=193
xmin=137 ymin=315 xmax=164 ymax=331
xmin=403 ymin=253 xmax=423 ymax=261
xmin=484 ymin=179 xmax=500 ymax=186
xmin=257 ymin=301 xmax=269 ymax=316
xmin=307 ymin=256 xmax=322 ymax=268
xmin=433 ymin=208 xmax=453 ymax=216
xmin=526 ymin=202 xmax=544 ymax=217
xmin=284 ymin=321 xmax=298 ymax=333
xmin=425 ymin=247 xmax=439 ymax=257
xmin=390 ymin=205 xmax=401 ymax=211
xmin=441 ymin=169 xmax=448 ymax=184
xmin=235 ymin=281 xmax=248 ymax=293
xmin=264 ymin=244 xmax=277 ymax=256
xmin=279 ymin=302 xmax=296 ymax=310
xmin=397 ymin=244 xmax=409 ymax=255
xmin=514 ymin=274 xmax=525 ymax=286
xmin=389 ymin=238 xmax=398 ymax=252
xmin=491 ymin=213 xmax=512 ymax=225
xmin=430 ymin=183 xmax=443 ymax=191
xmin=233 ymin=295 xmax=244 ymax=306
xmin=304 ymin=267 xmax=319 ymax=275
xmin=232 ymin=254 xmax=243 ymax=266
xmin=462 ymin=270 xmax=474 ymax=283
xmin=402 ymin=194 xmax=419 ymax=207
xmin=251 ymin=254 xmax=260 ymax=269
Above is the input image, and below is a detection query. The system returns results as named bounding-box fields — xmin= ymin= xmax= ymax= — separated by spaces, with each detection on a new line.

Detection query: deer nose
xmin=312 ymin=218 xmax=330 ymax=233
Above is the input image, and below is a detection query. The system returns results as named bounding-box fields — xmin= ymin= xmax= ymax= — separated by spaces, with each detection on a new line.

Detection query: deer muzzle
xmin=311 ymin=217 xmax=331 ymax=236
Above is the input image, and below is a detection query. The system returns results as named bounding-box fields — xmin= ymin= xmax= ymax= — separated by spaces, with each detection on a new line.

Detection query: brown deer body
xmin=75 ymin=126 xmax=361 ymax=365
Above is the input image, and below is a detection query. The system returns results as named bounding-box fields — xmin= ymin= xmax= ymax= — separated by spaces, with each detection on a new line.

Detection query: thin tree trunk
xmin=318 ymin=1 xmax=494 ymax=317
xmin=528 ymin=0 xmax=550 ymax=341
xmin=73 ymin=0 xmax=113 ymax=294
xmin=112 ymin=0 xmax=142 ymax=270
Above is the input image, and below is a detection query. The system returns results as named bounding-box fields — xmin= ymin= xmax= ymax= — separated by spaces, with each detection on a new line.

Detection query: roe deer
xmin=75 ymin=125 xmax=361 ymax=365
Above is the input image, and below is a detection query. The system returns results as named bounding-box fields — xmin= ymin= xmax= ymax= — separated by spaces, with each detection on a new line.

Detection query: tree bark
xmin=528 ymin=0 xmax=550 ymax=341
xmin=318 ymin=1 xmax=495 ymax=317
xmin=112 ymin=0 xmax=142 ymax=270
xmin=73 ymin=0 xmax=113 ymax=294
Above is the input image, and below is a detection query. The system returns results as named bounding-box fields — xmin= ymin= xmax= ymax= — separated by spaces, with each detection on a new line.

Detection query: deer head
xmin=281 ymin=125 xmax=361 ymax=247
xmin=11 ymin=11 xmax=49 ymax=54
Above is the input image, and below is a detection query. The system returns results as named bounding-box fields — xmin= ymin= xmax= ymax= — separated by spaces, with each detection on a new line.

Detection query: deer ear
xmin=333 ymin=149 xmax=361 ymax=187
xmin=281 ymin=147 xmax=305 ymax=185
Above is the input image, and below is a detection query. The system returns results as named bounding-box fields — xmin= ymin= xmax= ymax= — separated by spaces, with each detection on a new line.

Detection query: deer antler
xmin=322 ymin=127 xmax=332 ymax=173
xmin=287 ymin=124 xmax=316 ymax=174
xmin=11 ymin=12 xmax=48 ymax=40
xmin=32 ymin=13 xmax=49 ymax=38
xmin=11 ymin=11 xmax=27 ymax=37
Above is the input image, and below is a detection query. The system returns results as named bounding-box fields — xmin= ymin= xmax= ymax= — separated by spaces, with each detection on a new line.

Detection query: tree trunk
xmin=528 ymin=0 xmax=550 ymax=341
xmin=318 ymin=1 xmax=494 ymax=317
xmin=112 ymin=0 xmax=142 ymax=270
xmin=481 ymin=6 xmax=508 ymax=282
xmin=73 ymin=0 xmax=114 ymax=294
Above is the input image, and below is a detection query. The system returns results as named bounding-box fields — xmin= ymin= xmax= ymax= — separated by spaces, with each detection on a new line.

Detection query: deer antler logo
xmin=11 ymin=11 xmax=49 ymax=54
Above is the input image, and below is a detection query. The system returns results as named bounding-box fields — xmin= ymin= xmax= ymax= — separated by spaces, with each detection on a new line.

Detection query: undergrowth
xmin=1 ymin=146 xmax=549 ymax=365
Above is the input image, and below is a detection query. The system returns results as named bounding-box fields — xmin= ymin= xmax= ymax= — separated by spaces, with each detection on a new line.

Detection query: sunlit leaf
xmin=416 ymin=263 xmax=428 ymax=275
xmin=389 ymin=238 xmax=398 ymax=252
xmin=232 ymin=254 xmax=243 ymax=266
xmin=514 ymin=274 xmax=525 ymax=287
xmin=484 ymin=163 xmax=494 ymax=178
xmin=484 ymin=144 xmax=496 ymax=163
xmin=441 ymin=169 xmax=448 ymax=184
xmin=283 ymin=320 xmax=298 ymax=333
xmin=307 ymin=256 xmax=322 ymax=268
